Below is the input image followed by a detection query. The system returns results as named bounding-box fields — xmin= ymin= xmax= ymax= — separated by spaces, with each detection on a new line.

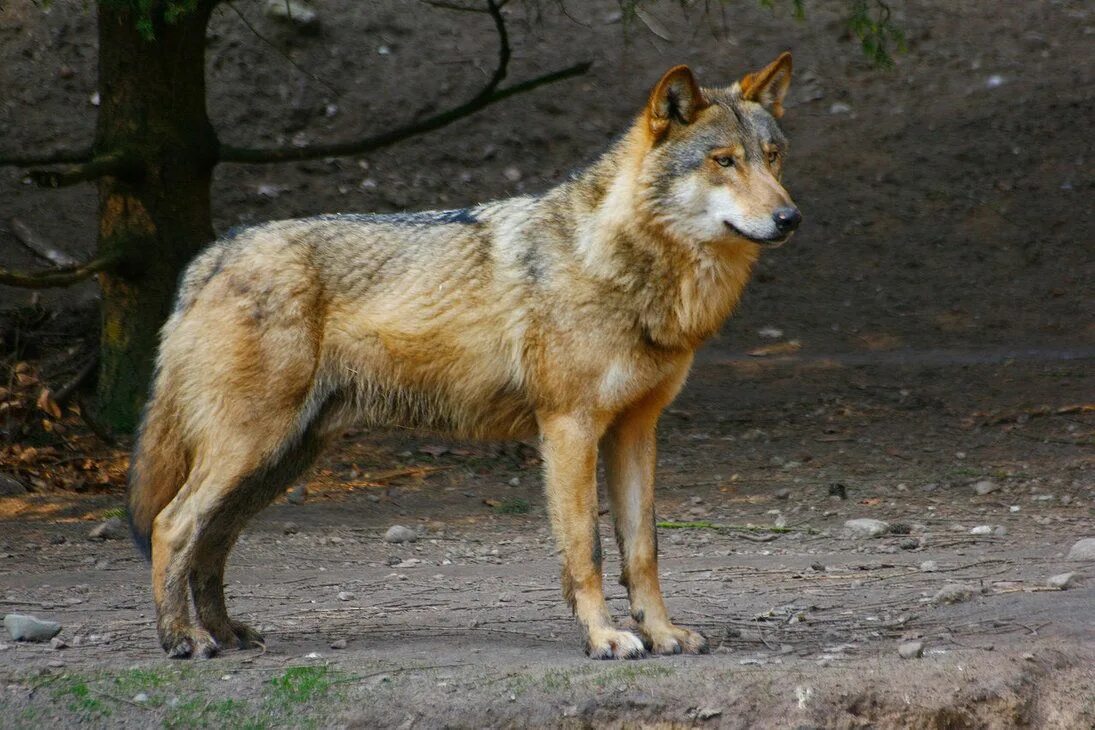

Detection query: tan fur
xmin=128 ymin=56 xmax=799 ymax=659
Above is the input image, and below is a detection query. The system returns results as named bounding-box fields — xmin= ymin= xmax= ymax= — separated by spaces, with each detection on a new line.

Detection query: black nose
xmin=772 ymin=207 xmax=802 ymax=234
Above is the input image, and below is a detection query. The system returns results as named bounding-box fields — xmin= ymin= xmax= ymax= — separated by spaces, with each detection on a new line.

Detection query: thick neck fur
xmin=548 ymin=123 xmax=759 ymax=350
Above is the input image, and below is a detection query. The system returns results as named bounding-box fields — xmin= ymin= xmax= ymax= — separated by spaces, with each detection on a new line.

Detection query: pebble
xmin=899 ymin=538 xmax=920 ymax=551
xmin=0 ymin=474 xmax=27 ymax=496
xmin=133 ymin=692 xmax=149 ymax=703
xmin=1066 ymin=538 xmax=1095 ymax=561
xmin=969 ymin=525 xmax=994 ymax=535
xmin=337 ymin=591 xmax=355 ymax=601
xmin=384 ymin=525 xmax=417 ymax=543
xmin=330 ymin=638 xmax=347 ymax=650
xmin=844 ymin=518 xmax=889 ymax=538
xmin=283 ymin=522 xmax=299 ymax=535
xmin=898 ymin=640 xmax=924 ymax=659
xmin=1046 ymin=572 xmax=1078 ymax=590
xmin=508 ymin=477 xmax=520 ymax=487
xmin=50 ymin=636 xmax=67 ymax=650
xmin=829 ymin=102 xmax=851 ymax=114
xmin=774 ymin=488 xmax=791 ymax=500
xmin=286 ymin=484 xmax=307 ymax=505
xmin=697 ymin=708 xmax=722 ymax=720
xmin=972 ymin=480 xmax=999 ymax=496
xmin=932 ymin=584 xmax=976 ymax=605
xmin=4 ymin=613 xmax=62 ymax=642
xmin=88 ymin=517 xmax=126 ymax=541
xmin=265 ymin=0 xmax=319 ymax=30
xmin=503 ymin=166 xmax=522 ymax=183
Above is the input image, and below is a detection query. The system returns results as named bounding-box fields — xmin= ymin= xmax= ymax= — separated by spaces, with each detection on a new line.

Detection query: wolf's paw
xmin=161 ymin=626 xmax=219 ymax=659
xmin=586 ymin=628 xmax=647 ymax=660
xmin=639 ymin=621 xmax=709 ymax=655
xmin=204 ymin=619 xmax=265 ymax=651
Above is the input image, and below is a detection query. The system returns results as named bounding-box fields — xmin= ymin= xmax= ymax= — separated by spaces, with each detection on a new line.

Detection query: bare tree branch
xmin=0 ymin=149 xmax=93 ymax=167
xmin=224 ymin=0 xmax=341 ymax=95
xmin=220 ymin=0 xmax=590 ymax=164
xmin=0 ymin=254 xmax=121 ymax=289
xmin=24 ymin=152 xmax=139 ymax=188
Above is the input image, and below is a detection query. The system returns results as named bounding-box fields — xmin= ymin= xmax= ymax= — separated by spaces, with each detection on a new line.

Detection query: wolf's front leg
xmin=540 ymin=413 xmax=646 ymax=659
xmin=603 ymin=410 xmax=709 ymax=655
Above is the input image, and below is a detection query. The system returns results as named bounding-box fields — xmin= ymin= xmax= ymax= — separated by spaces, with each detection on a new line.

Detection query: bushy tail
xmin=127 ymin=390 xmax=189 ymax=560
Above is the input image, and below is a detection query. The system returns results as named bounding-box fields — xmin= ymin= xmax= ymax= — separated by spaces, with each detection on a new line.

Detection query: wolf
xmin=128 ymin=53 xmax=800 ymax=660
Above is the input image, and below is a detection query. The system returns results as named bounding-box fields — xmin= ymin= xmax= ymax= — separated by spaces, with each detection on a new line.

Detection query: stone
xmin=50 ymin=636 xmax=67 ymax=650
xmin=933 ymin=584 xmax=975 ymax=605
xmin=969 ymin=525 xmax=994 ymax=535
xmin=330 ymin=638 xmax=347 ymax=650
xmin=508 ymin=477 xmax=520 ymax=487
xmin=898 ymin=640 xmax=923 ymax=659
xmin=1046 ymin=572 xmax=1078 ymax=590
xmin=384 ymin=525 xmax=417 ymax=543
xmin=1066 ymin=538 xmax=1095 ymax=561
xmin=286 ymin=484 xmax=307 ymax=505
xmin=973 ymin=480 xmax=999 ymax=496
xmin=697 ymin=708 xmax=722 ymax=720
xmin=774 ymin=488 xmax=792 ymax=500
xmin=283 ymin=522 xmax=299 ymax=535
xmin=844 ymin=518 xmax=889 ymax=538
xmin=133 ymin=692 xmax=149 ymax=703
xmin=4 ymin=614 xmax=62 ymax=642
xmin=0 ymin=474 xmax=27 ymax=496
xmin=337 ymin=591 xmax=355 ymax=601
xmin=88 ymin=517 xmax=126 ymax=540
xmin=265 ymin=0 xmax=319 ymax=30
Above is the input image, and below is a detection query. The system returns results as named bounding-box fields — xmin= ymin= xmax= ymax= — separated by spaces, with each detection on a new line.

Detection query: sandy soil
xmin=0 ymin=0 xmax=1092 ymax=727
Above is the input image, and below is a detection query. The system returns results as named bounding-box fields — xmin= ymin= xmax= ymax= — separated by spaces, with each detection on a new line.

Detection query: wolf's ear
xmin=739 ymin=51 xmax=793 ymax=119
xmin=647 ymin=65 xmax=710 ymax=140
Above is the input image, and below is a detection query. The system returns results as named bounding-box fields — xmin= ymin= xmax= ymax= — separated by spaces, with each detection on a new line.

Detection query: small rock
xmin=697 ymin=707 xmax=722 ymax=720
xmin=829 ymin=102 xmax=851 ymax=114
xmin=384 ymin=525 xmax=417 ymax=543
xmin=993 ymin=526 xmax=1007 ymax=537
xmin=50 ymin=534 xmax=66 ymax=545
xmin=265 ymin=0 xmax=319 ymax=30
xmin=774 ymin=488 xmax=791 ymax=500
xmin=0 ymin=474 xmax=27 ymax=496
xmin=283 ymin=522 xmax=299 ymax=535
xmin=899 ymin=538 xmax=920 ymax=551
xmin=933 ymin=584 xmax=976 ymax=605
xmin=828 ymin=483 xmax=848 ymax=500
xmin=1046 ymin=572 xmax=1078 ymax=590
xmin=330 ymin=638 xmax=347 ymax=650
xmin=4 ymin=614 xmax=62 ymax=642
xmin=969 ymin=525 xmax=994 ymax=535
xmin=508 ymin=477 xmax=520 ymax=487
xmin=88 ymin=517 xmax=126 ymax=541
xmin=50 ymin=636 xmax=67 ymax=650
xmin=973 ymin=480 xmax=999 ymax=496
xmin=133 ymin=692 xmax=149 ymax=703
xmin=898 ymin=640 xmax=923 ymax=659
xmin=336 ymin=591 xmax=355 ymax=601
xmin=286 ymin=484 xmax=307 ymax=505
xmin=758 ymin=326 xmax=783 ymax=339
xmin=1066 ymin=538 xmax=1095 ymax=561
xmin=844 ymin=518 xmax=889 ymax=538
xmin=503 ymin=166 xmax=522 ymax=183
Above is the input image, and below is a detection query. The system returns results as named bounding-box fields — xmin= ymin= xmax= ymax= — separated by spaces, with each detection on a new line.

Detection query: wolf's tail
xmin=127 ymin=385 xmax=189 ymax=560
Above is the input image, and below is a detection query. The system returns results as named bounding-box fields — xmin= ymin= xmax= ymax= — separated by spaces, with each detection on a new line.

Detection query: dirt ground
xmin=0 ymin=0 xmax=1093 ymax=727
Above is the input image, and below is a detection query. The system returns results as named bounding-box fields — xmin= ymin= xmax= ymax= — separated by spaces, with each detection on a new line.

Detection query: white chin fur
xmin=666 ymin=180 xmax=776 ymax=243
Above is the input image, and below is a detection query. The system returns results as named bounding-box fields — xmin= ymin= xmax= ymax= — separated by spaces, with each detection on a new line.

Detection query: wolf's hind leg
xmin=603 ymin=402 xmax=708 ymax=655
xmin=190 ymin=410 xmax=334 ymax=650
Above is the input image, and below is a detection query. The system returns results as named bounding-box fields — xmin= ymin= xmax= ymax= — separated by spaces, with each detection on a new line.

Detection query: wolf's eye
xmin=714 ymin=155 xmax=735 ymax=168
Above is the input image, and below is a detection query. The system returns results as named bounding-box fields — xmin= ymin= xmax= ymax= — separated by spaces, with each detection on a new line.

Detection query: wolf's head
xmin=638 ymin=54 xmax=800 ymax=247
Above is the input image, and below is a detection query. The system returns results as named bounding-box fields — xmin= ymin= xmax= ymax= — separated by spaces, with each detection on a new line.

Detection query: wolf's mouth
xmin=723 ymin=221 xmax=790 ymax=247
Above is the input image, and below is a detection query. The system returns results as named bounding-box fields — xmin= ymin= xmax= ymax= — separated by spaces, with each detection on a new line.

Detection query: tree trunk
xmin=94 ymin=1 xmax=218 ymax=432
